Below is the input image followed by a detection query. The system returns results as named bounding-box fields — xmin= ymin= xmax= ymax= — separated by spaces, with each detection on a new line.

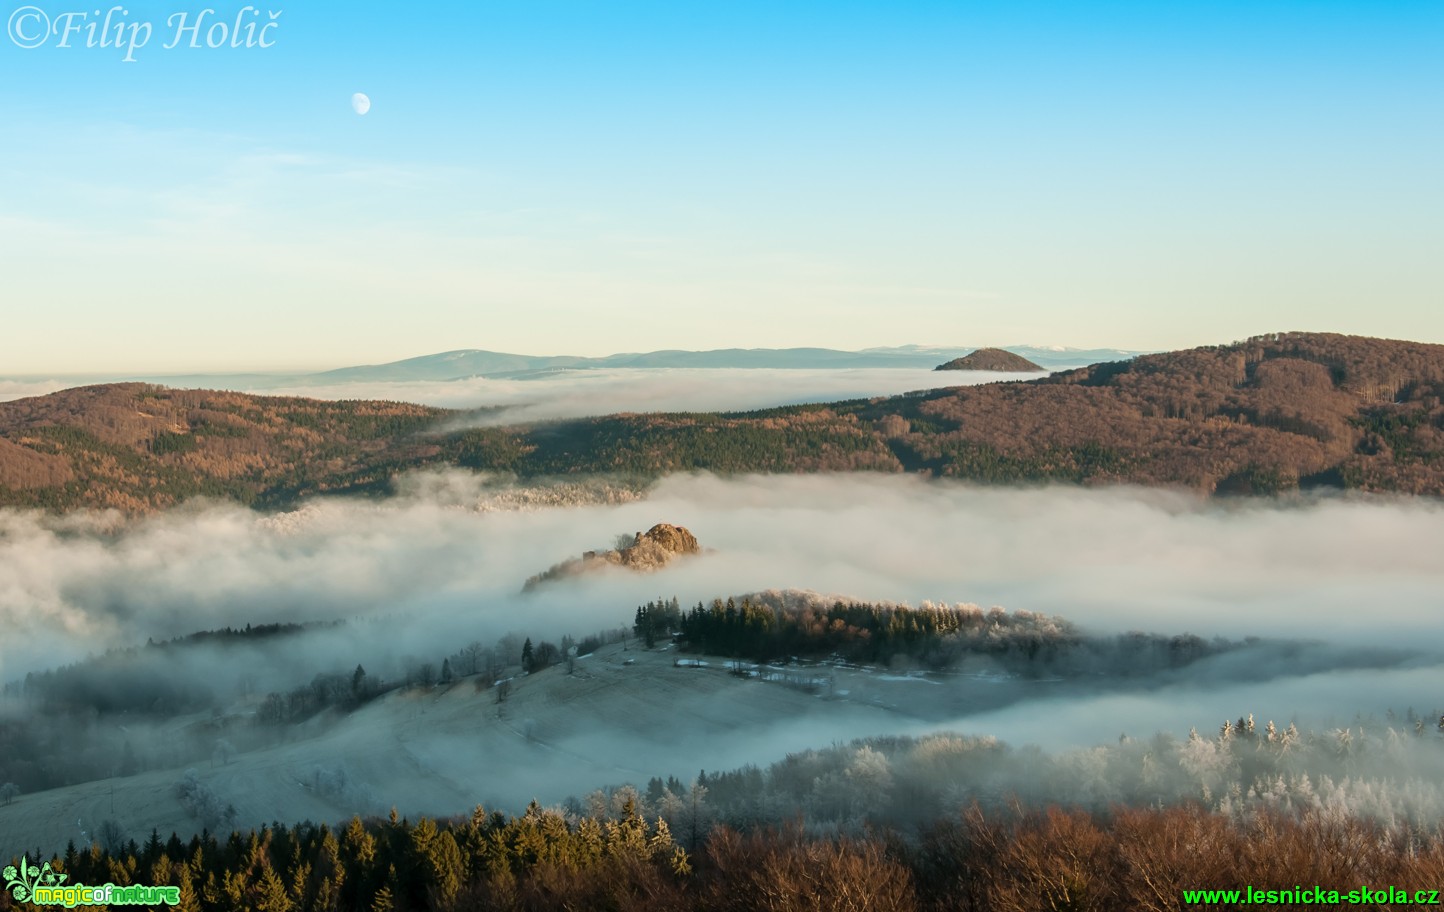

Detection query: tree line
xmin=7 ymin=797 xmax=1444 ymax=911
xmin=637 ymin=593 xmax=1228 ymax=673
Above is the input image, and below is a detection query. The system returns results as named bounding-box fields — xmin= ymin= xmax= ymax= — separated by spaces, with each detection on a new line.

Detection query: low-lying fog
xmin=3 ymin=473 xmax=1440 ymax=724
xmin=4 ymin=472 xmax=1444 ymax=848
xmin=0 ymin=367 xmax=1038 ymax=418
xmin=257 ymin=368 xmax=1040 ymax=422
xmin=0 ymin=379 xmax=68 ymax=402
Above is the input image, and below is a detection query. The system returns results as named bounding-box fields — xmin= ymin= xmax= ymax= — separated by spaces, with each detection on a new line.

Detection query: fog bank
xmin=257 ymin=367 xmax=1029 ymax=423
xmin=3 ymin=473 xmax=1439 ymax=684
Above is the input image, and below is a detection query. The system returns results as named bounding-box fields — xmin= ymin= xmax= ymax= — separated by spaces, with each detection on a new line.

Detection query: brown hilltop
xmin=0 ymin=383 xmax=446 ymax=513
xmin=897 ymin=331 xmax=1444 ymax=494
xmin=935 ymin=348 xmax=1044 ymax=372
xmin=4 ymin=333 xmax=1444 ymax=512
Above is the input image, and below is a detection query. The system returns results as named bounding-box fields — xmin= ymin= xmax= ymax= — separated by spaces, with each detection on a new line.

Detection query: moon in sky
xmin=351 ymin=93 xmax=371 ymax=116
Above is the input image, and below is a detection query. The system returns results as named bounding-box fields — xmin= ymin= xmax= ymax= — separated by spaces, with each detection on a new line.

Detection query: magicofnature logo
xmin=5 ymin=855 xmax=179 ymax=907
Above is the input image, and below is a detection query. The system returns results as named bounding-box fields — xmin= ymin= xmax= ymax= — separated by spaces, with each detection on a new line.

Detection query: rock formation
xmin=524 ymin=523 xmax=702 ymax=589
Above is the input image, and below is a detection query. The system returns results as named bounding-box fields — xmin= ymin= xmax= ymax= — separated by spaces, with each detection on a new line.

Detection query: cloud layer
xmin=255 ymin=368 xmax=1024 ymax=422
xmin=4 ymin=473 xmax=1440 ymax=680
xmin=3 ymin=473 xmax=1442 ymax=848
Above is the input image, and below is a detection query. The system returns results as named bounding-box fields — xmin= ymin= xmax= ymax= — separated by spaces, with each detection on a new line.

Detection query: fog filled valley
xmin=0 ymin=365 xmax=1051 ymax=420
xmin=10 ymin=0 xmax=1442 ymax=896
xmin=3 ymin=470 xmax=1444 ymax=866
xmin=4 ymin=340 xmax=1444 ymax=909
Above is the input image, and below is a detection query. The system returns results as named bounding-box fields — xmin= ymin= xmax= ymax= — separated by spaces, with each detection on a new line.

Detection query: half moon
xmin=351 ymin=93 xmax=371 ymax=116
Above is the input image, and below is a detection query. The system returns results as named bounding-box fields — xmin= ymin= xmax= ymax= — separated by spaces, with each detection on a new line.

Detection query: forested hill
xmin=444 ymin=332 xmax=1444 ymax=496
xmin=0 ymin=385 xmax=445 ymax=512
xmin=3 ymin=333 xmax=1443 ymax=512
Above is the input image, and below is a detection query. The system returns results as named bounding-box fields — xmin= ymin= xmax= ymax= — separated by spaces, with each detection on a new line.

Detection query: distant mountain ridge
xmin=305 ymin=344 xmax=1139 ymax=384
xmin=6 ymin=345 xmax=1144 ymax=392
xmin=3 ymin=332 xmax=1443 ymax=512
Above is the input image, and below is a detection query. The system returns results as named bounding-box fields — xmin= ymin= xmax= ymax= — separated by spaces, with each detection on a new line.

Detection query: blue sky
xmin=2 ymin=1 xmax=1440 ymax=372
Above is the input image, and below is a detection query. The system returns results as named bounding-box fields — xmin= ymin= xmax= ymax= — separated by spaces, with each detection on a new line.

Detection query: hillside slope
xmin=445 ymin=332 xmax=1444 ymax=496
xmin=0 ymin=642 xmax=921 ymax=854
xmin=3 ymin=333 xmax=1442 ymax=512
xmin=0 ymin=384 xmax=445 ymax=512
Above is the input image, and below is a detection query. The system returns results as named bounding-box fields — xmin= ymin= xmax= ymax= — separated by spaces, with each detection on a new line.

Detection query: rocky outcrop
xmin=610 ymin=523 xmax=700 ymax=567
xmin=524 ymin=523 xmax=702 ymax=589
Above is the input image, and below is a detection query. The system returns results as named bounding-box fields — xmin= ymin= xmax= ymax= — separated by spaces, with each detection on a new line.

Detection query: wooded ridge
xmin=3 ymin=332 xmax=1441 ymax=512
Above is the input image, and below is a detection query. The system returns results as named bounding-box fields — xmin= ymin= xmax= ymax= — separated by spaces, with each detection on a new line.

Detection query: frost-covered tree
xmin=845 ymin=745 xmax=894 ymax=818
xmin=212 ymin=739 xmax=236 ymax=767
xmin=96 ymin=819 xmax=127 ymax=854
xmin=460 ymin=641 xmax=484 ymax=676
xmin=660 ymin=779 xmax=711 ymax=852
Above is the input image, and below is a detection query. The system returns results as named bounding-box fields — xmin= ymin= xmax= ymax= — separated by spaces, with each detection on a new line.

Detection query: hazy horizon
xmin=1 ymin=340 xmax=1138 ymax=381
